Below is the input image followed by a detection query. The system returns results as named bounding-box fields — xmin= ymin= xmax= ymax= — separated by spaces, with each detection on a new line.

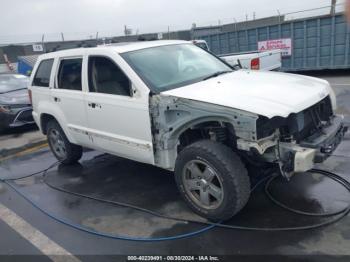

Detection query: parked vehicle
xmin=0 ymin=74 xmax=34 ymax=132
xmin=30 ymin=40 xmax=347 ymax=221
xmin=193 ymin=40 xmax=282 ymax=71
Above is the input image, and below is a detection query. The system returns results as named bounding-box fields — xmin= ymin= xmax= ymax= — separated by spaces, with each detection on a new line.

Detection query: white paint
xmin=36 ymin=40 xmax=187 ymax=57
xmin=193 ymin=40 xmax=282 ymax=71
xmin=0 ymin=203 xmax=80 ymax=261
xmin=0 ymin=63 xmax=18 ymax=74
xmin=163 ymin=70 xmax=336 ymax=119
xmin=221 ymin=50 xmax=282 ymax=71
xmin=30 ymin=46 xmax=155 ymax=165
xmin=330 ymin=83 xmax=350 ymax=86
xmin=32 ymin=44 xmax=44 ymax=52
xmin=258 ymin=38 xmax=292 ymax=57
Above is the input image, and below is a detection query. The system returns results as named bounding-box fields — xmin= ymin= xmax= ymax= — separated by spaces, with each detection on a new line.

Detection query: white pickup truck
xmin=193 ymin=40 xmax=282 ymax=71
xmin=29 ymin=40 xmax=347 ymax=221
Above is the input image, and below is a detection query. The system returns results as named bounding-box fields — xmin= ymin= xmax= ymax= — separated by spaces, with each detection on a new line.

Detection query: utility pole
xmin=277 ymin=10 xmax=282 ymax=24
xmin=61 ymin=32 xmax=65 ymax=42
xmin=96 ymin=32 xmax=99 ymax=40
xmin=41 ymin=34 xmax=46 ymax=53
xmin=233 ymin=18 xmax=237 ymax=31
xmin=331 ymin=0 xmax=337 ymax=16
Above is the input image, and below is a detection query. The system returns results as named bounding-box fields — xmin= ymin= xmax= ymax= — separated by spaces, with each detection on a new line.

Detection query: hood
xmin=162 ymin=70 xmax=333 ymax=118
xmin=0 ymin=89 xmax=30 ymax=105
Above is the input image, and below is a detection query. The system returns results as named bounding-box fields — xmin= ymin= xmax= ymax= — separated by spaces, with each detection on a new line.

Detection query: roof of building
xmin=18 ymin=55 xmax=39 ymax=66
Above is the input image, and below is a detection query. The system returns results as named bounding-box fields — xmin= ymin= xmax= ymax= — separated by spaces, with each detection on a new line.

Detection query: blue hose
xmin=0 ymin=164 xmax=281 ymax=241
xmin=4 ymin=181 xmax=217 ymax=242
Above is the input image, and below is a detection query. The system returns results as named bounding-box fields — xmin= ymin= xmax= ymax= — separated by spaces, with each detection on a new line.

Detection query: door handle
xmin=54 ymin=97 xmax=61 ymax=102
xmin=88 ymin=102 xmax=101 ymax=109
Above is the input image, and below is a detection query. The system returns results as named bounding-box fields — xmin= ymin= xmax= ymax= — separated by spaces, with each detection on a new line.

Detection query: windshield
xmin=122 ymin=44 xmax=232 ymax=92
xmin=0 ymin=74 xmax=29 ymax=93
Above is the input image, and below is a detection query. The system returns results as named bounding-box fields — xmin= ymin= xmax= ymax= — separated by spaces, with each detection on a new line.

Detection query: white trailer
xmin=193 ymin=40 xmax=282 ymax=71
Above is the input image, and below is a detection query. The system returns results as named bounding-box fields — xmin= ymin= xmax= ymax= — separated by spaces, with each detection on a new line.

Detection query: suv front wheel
xmin=175 ymin=140 xmax=250 ymax=221
xmin=46 ymin=120 xmax=83 ymax=165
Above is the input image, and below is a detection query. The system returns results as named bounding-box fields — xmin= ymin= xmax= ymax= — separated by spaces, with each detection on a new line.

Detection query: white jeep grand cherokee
xmin=29 ymin=40 xmax=347 ymax=221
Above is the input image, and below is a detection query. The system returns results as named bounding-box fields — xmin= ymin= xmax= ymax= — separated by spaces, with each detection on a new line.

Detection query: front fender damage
xmin=149 ymin=95 xmax=259 ymax=170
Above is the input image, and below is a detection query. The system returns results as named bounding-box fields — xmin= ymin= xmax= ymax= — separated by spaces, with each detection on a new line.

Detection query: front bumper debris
xmin=279 ymin=115 xmax=348 ymax=175
xmin=300 ymin=115 xmax=348 ymax=163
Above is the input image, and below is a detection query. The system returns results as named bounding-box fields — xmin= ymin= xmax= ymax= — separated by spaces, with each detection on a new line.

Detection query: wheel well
xmin=177 ymin=121 xmax=235 ymax=153
xmin=40 ymin=114 xmax=57 ymax=135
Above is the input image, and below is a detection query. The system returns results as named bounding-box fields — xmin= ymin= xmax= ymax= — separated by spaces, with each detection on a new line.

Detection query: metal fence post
xmin=303 ymin=21 xmax=307 ymax=69
xmin=291 ymin=22 xmax=295 ymax=70
xmin=317 ymin=18 xmax=321 ymax=68
xmin=245 ymin=30 xmax=249 ymax=51
xmin=345 ymin=24 xmax=350 ymax=66
xmin=331 ymin=15 xmax=336 ymax=67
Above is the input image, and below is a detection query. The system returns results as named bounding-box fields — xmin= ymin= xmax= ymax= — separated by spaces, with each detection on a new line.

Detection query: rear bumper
xmin=0 ymin=107 xmax=35 ymax=130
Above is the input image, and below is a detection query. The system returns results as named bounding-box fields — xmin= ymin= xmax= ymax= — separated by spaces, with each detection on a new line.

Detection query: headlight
xmin=0 ymin=96 xmax=17 ymax=104
xmin=0 ymin=105 xmax=11 ymax=113
xmin=256 ymin=116 xmax=285 ymax=140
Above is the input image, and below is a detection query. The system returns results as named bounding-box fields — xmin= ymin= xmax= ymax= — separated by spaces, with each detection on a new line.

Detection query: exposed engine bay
xmin=150 ymin=95 xmax=348 ymax=178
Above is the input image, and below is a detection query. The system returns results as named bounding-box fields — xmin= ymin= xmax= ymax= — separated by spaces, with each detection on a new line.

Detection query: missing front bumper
xmin=279 ymin=115 xmax=348 ymax=175
xmin=300 ymin=115 xmax=348 ymax=163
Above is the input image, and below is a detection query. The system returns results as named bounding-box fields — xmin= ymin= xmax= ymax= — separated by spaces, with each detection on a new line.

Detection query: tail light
xmin=251 ymin=58 xmax=260 ymax=70
xmin=28 ymin=89 xmax=33 ymax=105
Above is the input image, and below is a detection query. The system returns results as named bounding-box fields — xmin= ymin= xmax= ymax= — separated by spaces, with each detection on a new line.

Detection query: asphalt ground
xmin=0 ymin=72 xmax=350 ymax=261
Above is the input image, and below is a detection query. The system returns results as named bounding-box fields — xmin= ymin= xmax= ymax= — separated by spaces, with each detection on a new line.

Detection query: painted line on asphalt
xmin=0 ymin=203 xmax=80 ymax=262
xmin=0 ymin=143 xmax=48 ymax=162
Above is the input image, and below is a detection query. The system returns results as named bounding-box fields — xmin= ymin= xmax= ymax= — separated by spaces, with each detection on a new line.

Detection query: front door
xmin=84 ymin=55 xmax=154 ymax=164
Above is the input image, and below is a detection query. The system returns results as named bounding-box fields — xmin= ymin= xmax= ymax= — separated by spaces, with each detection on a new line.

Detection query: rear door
xmin=84 ymin=52 xmax=154 ymax=164
xmin=51 ymin=56 xmax=91 ymax=147
xmin=31 ymin=58 xmax=55 ymax=126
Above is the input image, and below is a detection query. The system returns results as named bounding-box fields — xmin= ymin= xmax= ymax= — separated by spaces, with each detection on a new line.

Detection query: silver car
xmin=0 ymin=74 xmax=34 ymax=132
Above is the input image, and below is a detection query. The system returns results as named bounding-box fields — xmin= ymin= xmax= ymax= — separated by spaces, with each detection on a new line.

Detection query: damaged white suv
xmin=29 ymin=40 xmax=347 ymax=221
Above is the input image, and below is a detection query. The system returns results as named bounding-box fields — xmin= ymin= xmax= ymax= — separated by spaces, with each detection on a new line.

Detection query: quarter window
xmin=88 ymin=56 xmax=131 ymax=96
xmin=32 ymin=59 xmax=54 ymax=87
xmin=57 ymin=58 xmax=82 ymax=91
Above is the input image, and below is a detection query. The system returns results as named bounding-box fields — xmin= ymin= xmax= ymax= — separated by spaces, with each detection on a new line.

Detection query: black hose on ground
xmin=41 ymin=166 xmax=350 ymax=232
xmin=1 ymin=161 xmax=350 ymax=235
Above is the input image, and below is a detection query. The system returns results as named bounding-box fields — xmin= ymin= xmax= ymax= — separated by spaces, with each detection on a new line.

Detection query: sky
xmin=0 ymin=0 xmax=345 ymax=44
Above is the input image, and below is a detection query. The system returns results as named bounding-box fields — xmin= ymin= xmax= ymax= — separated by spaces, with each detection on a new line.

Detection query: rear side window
xmin=32 ymin=59 xmax=54 ymax=87
xmin=88 ymin=56 xmax=131 ymax=96
xmin=57 ymin=58 xmax=82 ymax=91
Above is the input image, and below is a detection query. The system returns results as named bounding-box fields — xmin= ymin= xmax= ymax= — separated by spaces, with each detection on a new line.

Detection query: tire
xmin=46 ymin=120 xmax=82 ymax=165
xmin=175 ymin=140 xmax=250 ymax=221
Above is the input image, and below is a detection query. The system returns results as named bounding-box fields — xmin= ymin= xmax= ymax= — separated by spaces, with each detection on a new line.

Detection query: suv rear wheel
xmin=175 ymin=140 xmax=250 ymax=221
xmin=47 ymin=120 xmax=82 ymax=165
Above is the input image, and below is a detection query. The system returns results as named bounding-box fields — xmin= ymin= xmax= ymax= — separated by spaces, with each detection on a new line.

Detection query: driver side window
xmin=88 ymin=56 xmax=132 ymax=97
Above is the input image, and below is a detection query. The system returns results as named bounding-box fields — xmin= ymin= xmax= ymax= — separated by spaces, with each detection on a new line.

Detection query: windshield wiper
xmin=202 ymin=71 xmax=232 ymax=81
